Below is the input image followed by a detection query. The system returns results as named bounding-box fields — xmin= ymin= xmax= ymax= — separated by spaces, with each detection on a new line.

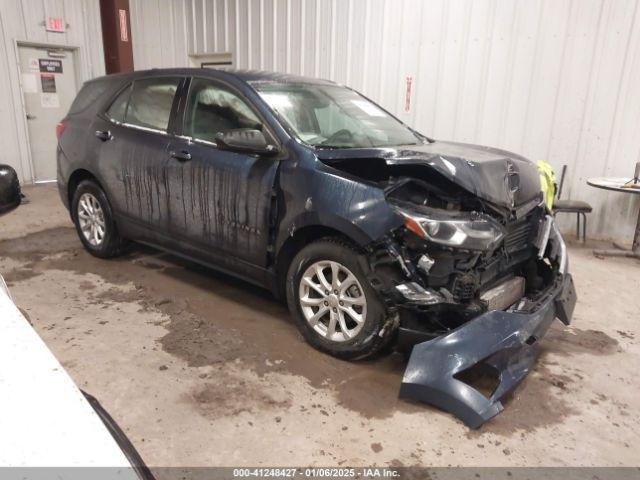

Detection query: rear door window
xmin=106 ymin=77 xmax=182 ymax=132
xmin=124 ymin=77 xmax=182 ymax=132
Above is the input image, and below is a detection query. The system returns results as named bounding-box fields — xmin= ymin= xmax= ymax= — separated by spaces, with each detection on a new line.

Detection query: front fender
xmin=276 ymin=146 xmax=403 ymax=252
xmin=280 ymin=210 xmax=377 ymax=248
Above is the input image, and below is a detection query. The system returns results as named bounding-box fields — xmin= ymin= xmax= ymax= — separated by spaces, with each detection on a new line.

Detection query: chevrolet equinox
xmin=57 ymin=69 xmax=576 ymax=427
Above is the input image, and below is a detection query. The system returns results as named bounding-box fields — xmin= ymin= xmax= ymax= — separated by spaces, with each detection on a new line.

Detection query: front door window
xmin=184 ymin=78 xmax=263 ymax=143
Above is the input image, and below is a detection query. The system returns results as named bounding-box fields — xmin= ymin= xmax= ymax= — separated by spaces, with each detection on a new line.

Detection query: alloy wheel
xmin=298 ymin=260 xmax=367 ymax=342
xmin=77 ymin=192 xmax=106 ymax=247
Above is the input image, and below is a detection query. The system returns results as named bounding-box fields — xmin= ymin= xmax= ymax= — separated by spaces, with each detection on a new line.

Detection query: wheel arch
xmin=274 ymin=224 xmax=364 ymax=300
xmin=67 ymin=169 xmax=103 ymax=206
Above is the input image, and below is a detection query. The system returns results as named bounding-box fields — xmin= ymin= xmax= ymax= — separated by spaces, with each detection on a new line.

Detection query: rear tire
xmin=71 ymin=180 xmax=127 ymax=258
xmin=285 ymin=238 xmax=395 ymax=360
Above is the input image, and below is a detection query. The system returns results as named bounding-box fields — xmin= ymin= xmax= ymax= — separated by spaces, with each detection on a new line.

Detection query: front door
xmin=18 ymin=45 xmax=78 ymax=181
xmin=167 ymin=77 xmax=280 ymax=268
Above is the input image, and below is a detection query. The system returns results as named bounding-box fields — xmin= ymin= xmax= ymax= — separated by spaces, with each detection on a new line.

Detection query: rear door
xmin=93 ymin=76 xmax=185 ymax=234
xmin=165 ymin=77 xmax=281 ymax=269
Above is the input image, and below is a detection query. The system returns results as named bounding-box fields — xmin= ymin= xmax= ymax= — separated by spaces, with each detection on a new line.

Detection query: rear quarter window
xmin=106 ymin=84 xmax=132 ymax=123
xmin=68 ymin=80 xmax=109 ymax=115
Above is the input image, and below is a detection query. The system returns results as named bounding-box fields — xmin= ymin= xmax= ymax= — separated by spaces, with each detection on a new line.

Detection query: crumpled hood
xmin=316 ymin=141 xmax=542 ymax=209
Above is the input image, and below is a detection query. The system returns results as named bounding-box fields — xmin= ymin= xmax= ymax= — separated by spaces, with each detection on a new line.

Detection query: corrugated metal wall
xmin=3 ymin=1 xmax=636 ymax=240
xmin=130 ymin=0 xmax=640 ymax=241
xmin=0 ymin=0 xmax=105 ymax=183
xmin=129 ymin=0 xmax=190 ymax=69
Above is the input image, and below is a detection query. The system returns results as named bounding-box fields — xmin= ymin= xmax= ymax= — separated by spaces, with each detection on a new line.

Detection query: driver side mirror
xmin=215 ymin=129 xmax=278 ymax=156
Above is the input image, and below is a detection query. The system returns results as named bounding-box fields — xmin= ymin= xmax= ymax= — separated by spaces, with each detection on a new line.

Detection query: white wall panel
xmin=0 ymin=0 xmax=105 ymax=183
xmin=133 ymin=0 xmax=640 ymax=240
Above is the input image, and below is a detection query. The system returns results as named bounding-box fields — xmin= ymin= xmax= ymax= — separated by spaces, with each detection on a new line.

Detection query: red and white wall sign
xmin=119 ymin=9 xmax=129 ymax=42
xmin=405 ymin=76 xmax=413 ymax=113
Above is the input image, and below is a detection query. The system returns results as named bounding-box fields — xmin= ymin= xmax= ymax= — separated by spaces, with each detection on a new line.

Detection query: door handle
xmin=26 ymin=114 xmax=36 ymax=120
xmin=170 ymin=150 xmax=192 ymax=162
xmin=95 ymin=130 xmax=113 ymax=141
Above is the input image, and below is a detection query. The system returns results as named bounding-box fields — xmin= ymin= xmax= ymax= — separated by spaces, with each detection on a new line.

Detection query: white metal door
xmin=18 ymin=45 xmax=78 ymax=182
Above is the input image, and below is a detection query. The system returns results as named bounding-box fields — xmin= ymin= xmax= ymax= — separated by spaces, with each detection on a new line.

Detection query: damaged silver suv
xmin=57 ymin=69 xmax=576 ymax=427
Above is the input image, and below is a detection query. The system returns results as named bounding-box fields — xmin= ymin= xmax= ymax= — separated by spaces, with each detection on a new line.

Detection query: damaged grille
xmin=503 ymin=219 xmax=533 ymax=253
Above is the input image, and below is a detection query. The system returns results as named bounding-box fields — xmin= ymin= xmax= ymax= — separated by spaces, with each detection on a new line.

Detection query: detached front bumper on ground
xmin=396 ymin=213 xmax=577 ymax=428
xmin=400 ymin=271 xmax=576 ymax=428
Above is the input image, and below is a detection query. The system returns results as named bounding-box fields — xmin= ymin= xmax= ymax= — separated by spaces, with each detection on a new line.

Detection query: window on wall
xmin=184 ymin=78 xmax=263 ymax=143
xmin=187 ymin=52 xmax=233 ymax=70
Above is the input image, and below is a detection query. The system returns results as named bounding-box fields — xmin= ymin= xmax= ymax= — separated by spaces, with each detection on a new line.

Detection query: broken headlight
xmin=397 ymin=208 xmax=505 ymax=251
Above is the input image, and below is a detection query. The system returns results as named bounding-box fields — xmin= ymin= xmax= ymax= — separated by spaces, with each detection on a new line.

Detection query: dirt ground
xmin=1 ymin=184 xmax=639 ymax=467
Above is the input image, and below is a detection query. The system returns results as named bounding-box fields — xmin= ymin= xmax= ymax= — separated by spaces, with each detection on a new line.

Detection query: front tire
xmin=71 ymin=180 xmax=126 ymax=258
xmin=286 ymin=238 xmax=395 ymax=360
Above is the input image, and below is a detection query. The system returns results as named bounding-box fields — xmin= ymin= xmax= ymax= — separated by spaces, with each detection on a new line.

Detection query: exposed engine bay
xmin=383 ymin=179 xmax=558 ymax=347
xmin=320 ymin=155 xmax=561 ymax=345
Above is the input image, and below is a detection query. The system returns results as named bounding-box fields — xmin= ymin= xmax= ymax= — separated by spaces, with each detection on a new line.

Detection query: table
xmin=587 ymin=177 xmax=640 ymax=259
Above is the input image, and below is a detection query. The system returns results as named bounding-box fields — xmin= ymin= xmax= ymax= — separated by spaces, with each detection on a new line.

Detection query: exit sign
xmin=46 ymin=17 xmax=65 ymax=33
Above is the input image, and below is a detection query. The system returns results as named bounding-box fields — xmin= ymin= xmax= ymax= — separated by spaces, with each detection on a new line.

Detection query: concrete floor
xmin=1 ymin=184 xmax=639 ymax=467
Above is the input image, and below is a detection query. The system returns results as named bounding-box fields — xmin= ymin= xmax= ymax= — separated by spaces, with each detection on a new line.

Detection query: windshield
xmin=254 ymin=83 xmax=423 ymax=148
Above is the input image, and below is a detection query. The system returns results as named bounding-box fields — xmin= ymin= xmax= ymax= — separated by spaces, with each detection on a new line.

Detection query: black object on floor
xmin=0 ymin=164 xmax=21 ymax=214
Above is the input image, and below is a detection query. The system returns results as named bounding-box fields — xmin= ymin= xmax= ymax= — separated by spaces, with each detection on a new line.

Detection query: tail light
xmin=55 ymin=121 xmax=65 ymax=139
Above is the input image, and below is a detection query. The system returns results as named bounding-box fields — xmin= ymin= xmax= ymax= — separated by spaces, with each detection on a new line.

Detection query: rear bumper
xmin=399 ymin=272 xmax=576 ymax=428
xmin=56 ymin=144 xmax=70 ymax=210
xmin=57 ymin=180 xmax=69 ymax=210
